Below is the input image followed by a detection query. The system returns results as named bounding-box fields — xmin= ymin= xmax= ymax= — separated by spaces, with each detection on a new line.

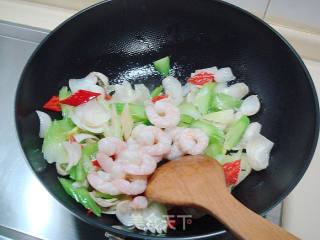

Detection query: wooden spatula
xmin=145 ymin=155 xmax=299 ymax=240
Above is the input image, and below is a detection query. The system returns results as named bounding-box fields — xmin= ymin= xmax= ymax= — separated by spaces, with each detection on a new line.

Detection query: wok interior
xmin=15 ymin=0 xmax=318 ymax=238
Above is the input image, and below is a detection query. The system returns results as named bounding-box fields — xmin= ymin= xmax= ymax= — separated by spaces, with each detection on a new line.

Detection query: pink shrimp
xmin=98 ymin=137 xmax=127 ymax=157
xmin=117 ymin=149 xmax=157 ymax=175
xmin=145 ymin=100 xmax=180 ymax=128
xmin=165 ymin=143 xmax=184 ymax=160
xmin=112 ymin=178 xmax=147 ymax=195
xmin=96 ymin=152 xmax=125 ymax=179
xmin=87 ymin=171 xmax=122 ymax=195
xmin=131 ymin=125 xmax=172 ymax=157
xmin=176 ymin=128 xmax=209 ymax=155
xmin=130 ymin=196 xmax=148 ymax=209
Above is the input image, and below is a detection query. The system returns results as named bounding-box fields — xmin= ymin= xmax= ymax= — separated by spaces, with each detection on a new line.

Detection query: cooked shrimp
xmin=87 ymin=171 xmax=122 ymax=195
xmin=165 ymin=127 xmax=185 ymax=141
xmin=177 ymin=128 xmax=209 ymax=155
xmin=131 ymin=126 xmax=172 ymax=156
xmin=98 ymin=137 xmax=127 ymax=156
xmin=130 ymin=196 xmax=148 ymax=209
xmin=96 ymin=152 xmax=114 ymax=173
xmin=117 ymin=149 xmax=157 ymax=175
xmin=113 ymin=178 xmax=147 ymax=195
xmin=96 ymin=152 xmax=126 ymax=179
xmin=145 ymin=100 xmax=180 ymax=128
xmin=165 ymin=143 xmax=184 ymax=160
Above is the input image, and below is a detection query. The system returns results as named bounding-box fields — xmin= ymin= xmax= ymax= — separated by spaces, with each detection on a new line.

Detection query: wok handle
xmin=203 ymin=193 xmax=300 ymax=240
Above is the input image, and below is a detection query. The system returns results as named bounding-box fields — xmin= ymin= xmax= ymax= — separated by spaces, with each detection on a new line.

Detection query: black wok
xmin=15 ymin=0 xmax=319 ymax=239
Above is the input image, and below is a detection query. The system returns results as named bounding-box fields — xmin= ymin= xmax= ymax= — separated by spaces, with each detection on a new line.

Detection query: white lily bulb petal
xmin=203 ymin=109 xmax=234 ymax=124
xmin=215 ymin=83 xmax=228 ymax=93
xmin=134 ymin=84 xmax=150 ymax=104
xmin=239 ymin=95 xmax=261 ymax=116
xmin=113 ymin=80 xmax=135 ymax=103
xmin=116 ymin=200 xmax=134 ymax=227
xmin=246 ymin=134 xmax=274 ymax=171
xmin=91 ymin=72 xmax=109 ymax=87
xmin=73 ymin=133 xmax=98 ymax=143
xmin=70 ymin=100 xmax=110 ymax=133
xmin=63 ymin=141 xmax=82 ymax=171
xmin=223 ymin=83 xmax=249 ymax=99
xmin=69 ymin=72 xmax=105 ymax=94
xmin=242 ymin=122 xmax=262 ymax=144
xmin=36 ymin=110 xmax=52 ymax=138
xmin=214 ymin=67 xmax=236 ymax=83
xmin=162 ymin=76 xmax=183 ymax=106
xmin=89 ymin=192 xmax=118 ymax=208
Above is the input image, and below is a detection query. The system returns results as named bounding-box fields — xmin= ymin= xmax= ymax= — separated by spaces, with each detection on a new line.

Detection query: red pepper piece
xmin=87 ymin=209 xmax=93 ymax=215
xmin=105 ymin=94 xmax=112 ymax=100
xmin=92 ymin=159 xmax=101 ymax=168
xmin=43 ymin=96 xmax=61 ymax=112
xmin=151 ymin=94 xmax=168 ymax=103
xmin=60 ymin=90 xmax=101 ymax=106
xmin=68 ymin=135 xmax=76 ymax=143
xmin=223 ymin=160 xmax=241 ymax=186
xmin=187 ymin=72 xmax=215 ymax=85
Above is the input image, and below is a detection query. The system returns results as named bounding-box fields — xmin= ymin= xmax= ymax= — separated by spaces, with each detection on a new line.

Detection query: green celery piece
xmin=78 ymin=143 xmax=98 ymax=175
xmin=59 ymin=86 xmax=72 ymax=118
xmin=58 ymin=178 xmax=80 ymax=201
xmin=95 ymin=191 xmax=117 ymax=199
xmin=115 ymin=103 xmax=125 ymax=114
xmin=76 ymin=188 xmax=102 ymax=216
xmin=205 ymin=139 xmax=224 ymax=160
xmin=114 ymin=103 xmax=147 ymax=122
xmin=111 ymin=105 xmax=123 ymax=139
xmin=211 ymin=93 xmax=241 ymax=111
xmin=82 ymin=143 xmax=98 ymax=157
xmin=58 ymin=178 xmax=101 ymax=216
xmin=178 ymin=102 xmax=201 ymax=120
xmin=180 ymin=114 xmax=194 ymax=124
xmin=194 ymin=82 xmax=216 ymax=114
xmin=224 ymin=116 xmax=250 ymax=150
xmin=129 ymin=104 xmax=147 ymax=122
xmin=178 ymin=122 xmax=190 ymax=128
xmin=42 ymin=119 xmax=75 ymax=164
xmin=69 ymin=166 xmax=77 ymax=180
xmin=153 ymin=56 xmax=170 ymax=76
xmin=191 ymin=120 xmax=224 ymax=144
xmin=150 ymin=85 xmax=164 ymax=98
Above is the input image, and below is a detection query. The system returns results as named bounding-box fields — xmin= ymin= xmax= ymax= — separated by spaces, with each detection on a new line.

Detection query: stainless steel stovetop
xmin=0 ymin=20 xmax=280 ymax=240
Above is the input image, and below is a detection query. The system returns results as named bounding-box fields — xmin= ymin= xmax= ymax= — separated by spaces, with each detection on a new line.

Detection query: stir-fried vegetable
xmin=43 ymin=96 xmax=61 ymax=112
xmin=224 ymin=116 xmax=249 ymax=150
xmin=59 ymin=178 xmax=101 ymax=216
xmin=191 ymin=120 xmax=224 ymax=144
xmin=38 ymin=59 xmax=274 ymax=233
xmin=42 ymin=118 xmax=75 ymax=164
xmin=194 ymin=82 xmax=215 ymax=114
xmin=211 ymin=93 xmax=241 ymax=111
xmin=153 ymin=56 xmax=170 ymax=76
xmin=150 ymin=85 xmax=164 ymax=98
xmin=60 ymin=90 xmax=101 ymax=106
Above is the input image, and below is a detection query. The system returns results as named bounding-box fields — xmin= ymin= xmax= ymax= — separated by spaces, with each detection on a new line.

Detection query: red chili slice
xmin=43 ymin=96 xmax=61 ymax=112
xmin=151 ymin=94 xmax=168 ymax=103
xmin=68 ymin=135 xmax=76 ymax=143
xmin=187 ymin=72 xmax=215 ymax=85
xmin=105 ymin=94 xmax=112 ymax=100
xmin=223 ymin=160 xmax=241 ymax=186
xmin=92 ymin=159 xmax=101 ymax=168
xmin=60 ymin=90 xmax=101 ymax=106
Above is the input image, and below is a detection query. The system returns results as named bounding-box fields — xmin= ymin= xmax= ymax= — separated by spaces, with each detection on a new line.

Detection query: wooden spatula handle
xmin=202 ymin=193 xmax=299 ymax=240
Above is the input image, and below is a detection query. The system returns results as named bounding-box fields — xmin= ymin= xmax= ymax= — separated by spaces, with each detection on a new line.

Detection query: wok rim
xmin=14 ymin=0 xmax=319 ymax=239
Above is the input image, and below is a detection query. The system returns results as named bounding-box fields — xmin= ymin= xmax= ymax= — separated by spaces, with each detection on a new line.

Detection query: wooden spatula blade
xmin=145 ymin=155 xmax=299 ymax=240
